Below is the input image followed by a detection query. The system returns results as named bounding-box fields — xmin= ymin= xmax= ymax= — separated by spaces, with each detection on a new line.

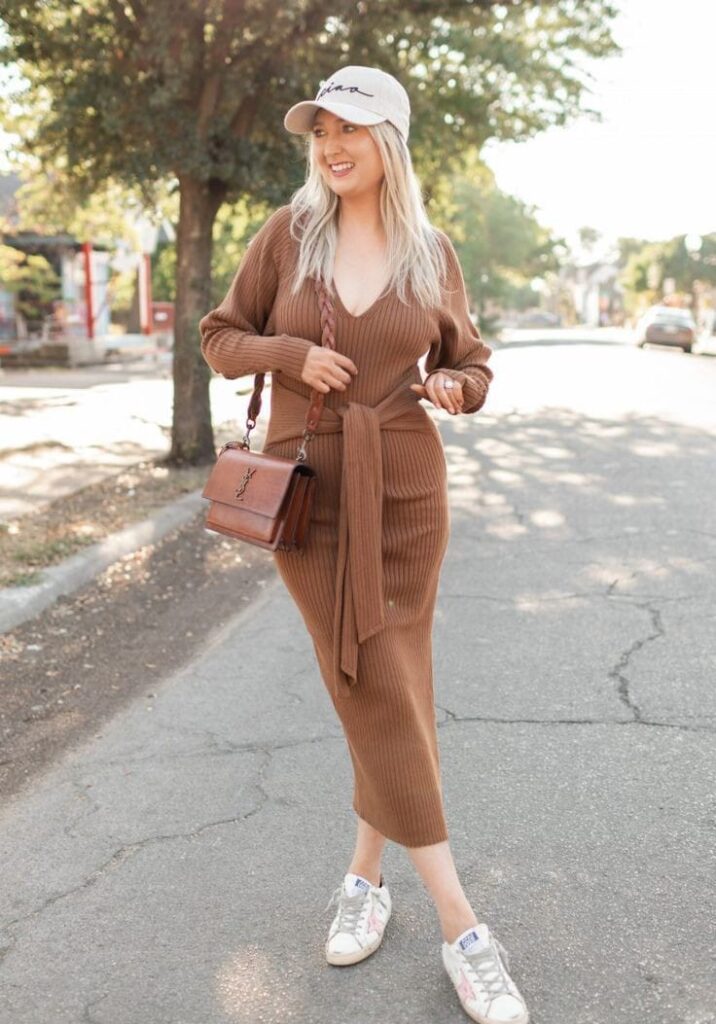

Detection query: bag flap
xmin=202 ymin=446 xmax=306 ymax=518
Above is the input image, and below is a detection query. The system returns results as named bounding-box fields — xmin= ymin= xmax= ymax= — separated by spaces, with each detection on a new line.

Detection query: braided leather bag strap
xmin=304 ymin=277 xmax=337 ymax=432
xmin=242 ymin=277 xmax=337 ymax=461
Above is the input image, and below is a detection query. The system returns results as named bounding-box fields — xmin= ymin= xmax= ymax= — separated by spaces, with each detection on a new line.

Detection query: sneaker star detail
xmin=324 ymin=872 xmax=392 ymax=965
xmin=442 ymin=921 xmax=529 ymax=1024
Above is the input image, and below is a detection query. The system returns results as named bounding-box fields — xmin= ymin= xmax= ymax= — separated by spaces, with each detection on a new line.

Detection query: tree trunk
xmin=168 ymin=174 xmax=227 ymax=465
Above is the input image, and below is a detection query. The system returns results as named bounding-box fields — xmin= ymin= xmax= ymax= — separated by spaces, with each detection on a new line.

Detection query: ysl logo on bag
xmin=235 ymin=467 xmax=256 ymax=499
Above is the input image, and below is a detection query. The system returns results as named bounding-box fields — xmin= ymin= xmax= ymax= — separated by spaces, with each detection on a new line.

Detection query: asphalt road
xmin=1 ymin=333 xmax=714 ymax=1024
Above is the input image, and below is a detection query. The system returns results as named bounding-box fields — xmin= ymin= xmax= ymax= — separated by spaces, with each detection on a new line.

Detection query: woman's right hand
xmin=301 ymin=346 xmax=358 ymax=393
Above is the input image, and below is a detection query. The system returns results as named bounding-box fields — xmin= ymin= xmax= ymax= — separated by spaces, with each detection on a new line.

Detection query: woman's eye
xmin=312 ymin=125 xmax=356 ymax=136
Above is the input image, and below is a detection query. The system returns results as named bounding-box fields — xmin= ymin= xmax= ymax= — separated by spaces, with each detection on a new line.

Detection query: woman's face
xmin=311 ymin=109 xmax=385 ymax=198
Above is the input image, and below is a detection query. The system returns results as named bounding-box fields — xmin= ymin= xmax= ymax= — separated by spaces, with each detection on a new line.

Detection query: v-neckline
xmin=330 ymin=277 xmax=393 ymax=321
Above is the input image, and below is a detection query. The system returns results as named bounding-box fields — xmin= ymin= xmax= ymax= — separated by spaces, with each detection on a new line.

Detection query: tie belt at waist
xmin=266 ymin=374 xmax=435 ymax=699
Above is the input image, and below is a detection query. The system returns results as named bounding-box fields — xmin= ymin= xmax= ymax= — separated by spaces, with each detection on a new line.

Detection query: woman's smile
xmin=329 ymin=161 xmax=355 ymax=178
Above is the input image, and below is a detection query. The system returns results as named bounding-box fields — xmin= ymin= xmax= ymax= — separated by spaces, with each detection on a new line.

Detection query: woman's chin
xmin=326 ymin=178 xmax=356 ymax=193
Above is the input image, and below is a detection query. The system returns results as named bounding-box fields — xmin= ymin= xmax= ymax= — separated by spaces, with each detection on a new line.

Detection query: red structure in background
xmin=151 ymin=301 xmax=174 ymax=332
xmin=139 ymin=252 xmax=153 ymax=335
xmin=82 ymin=241 xmax=94 ymax=339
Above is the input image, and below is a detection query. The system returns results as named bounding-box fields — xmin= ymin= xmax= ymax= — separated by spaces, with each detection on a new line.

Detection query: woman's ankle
xmin=347 ymin=862 xmax=383 ymax=887
xmin=440 ymin=907 xmax=480 ymax=944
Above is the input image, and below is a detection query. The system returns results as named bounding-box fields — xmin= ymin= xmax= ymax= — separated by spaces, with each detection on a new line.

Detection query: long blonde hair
xmin=287 ymin=120 xmax=448 ymax=308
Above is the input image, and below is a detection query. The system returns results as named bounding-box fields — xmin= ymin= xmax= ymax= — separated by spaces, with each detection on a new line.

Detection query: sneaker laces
xmin=324 ymin=884 xmax=370 ymax=935
xmin=463 ymin=935 xmax=515 ymax=1006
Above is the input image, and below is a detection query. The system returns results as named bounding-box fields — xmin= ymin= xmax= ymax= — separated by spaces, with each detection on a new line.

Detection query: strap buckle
xmin=296 ymin=429 xmax=313 ymax=462
xmin=241 ymin=416 xmax=256 ymax=449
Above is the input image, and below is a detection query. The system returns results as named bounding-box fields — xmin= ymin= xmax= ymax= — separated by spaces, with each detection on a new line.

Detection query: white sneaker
xmin=324 ymin=871 xmax=392 ymax=965
xmin=442 ymin=922 xmax=529 ymax=1024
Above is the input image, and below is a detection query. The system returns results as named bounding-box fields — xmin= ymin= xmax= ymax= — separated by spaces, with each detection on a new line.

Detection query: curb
xmin=0 ymin=489 xmax=207 ymax=636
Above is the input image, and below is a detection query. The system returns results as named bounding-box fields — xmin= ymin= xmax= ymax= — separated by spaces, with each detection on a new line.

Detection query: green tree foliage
xmin=151 ymin=196 xmax=276 ymax=303
xmin=0 ymin=243 xmax=60 ymax=328
xmin=1 ymin=0 xmax=620 ymax=462
xmin=663 ymin=235 xmax=716 ymax=294
xmin=578 ymin=226 xmax=602 ymax=254
xmin=619 ymin=234 xmax=716 ymax=315
xmin=618 ymin=240 xmax=667 ymax=314
xmin=440 ymin=151 xmax=566 ymax=332
xmin=4 ymin=173 xmax=153 ymax=249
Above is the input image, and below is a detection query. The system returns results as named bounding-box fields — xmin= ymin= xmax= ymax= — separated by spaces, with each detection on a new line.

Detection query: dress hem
xmin=352 ymin=799 xmax=449 ymax=848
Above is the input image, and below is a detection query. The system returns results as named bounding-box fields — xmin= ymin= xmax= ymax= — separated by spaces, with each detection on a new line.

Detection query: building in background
xmin=556 ymin=260 xmax=626 ymax=327
xmin=0 ymin=173 xmax=174 ymax=365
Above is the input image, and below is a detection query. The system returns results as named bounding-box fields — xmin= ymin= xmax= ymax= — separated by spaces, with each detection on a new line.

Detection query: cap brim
xmin=284 ymin=100 xmax=385 ymax=135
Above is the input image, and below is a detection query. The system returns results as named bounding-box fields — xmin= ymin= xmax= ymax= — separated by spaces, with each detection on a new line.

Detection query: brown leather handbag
xmin=201 ymin=277 xmax=337 ymax=551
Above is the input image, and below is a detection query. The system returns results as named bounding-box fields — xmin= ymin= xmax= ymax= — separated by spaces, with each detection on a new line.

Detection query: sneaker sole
xmin=325 ymin=931 xmax=383 ymax=965
xmin=450 ymin=998 xmax=529 ymax=1024
xmin=325 ymin=907 xmax=391 ymax=965
xmin=442 ymin=945 xmax=529 ymax=1024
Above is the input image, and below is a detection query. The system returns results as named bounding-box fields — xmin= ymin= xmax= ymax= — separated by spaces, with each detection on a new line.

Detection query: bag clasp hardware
xmin=296 ymin=428 xmax=315 ymax=462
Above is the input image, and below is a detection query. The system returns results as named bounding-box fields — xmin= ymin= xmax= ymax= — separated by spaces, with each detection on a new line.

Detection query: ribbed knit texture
xmin=200 ymin=205 xmax=493 ymax=848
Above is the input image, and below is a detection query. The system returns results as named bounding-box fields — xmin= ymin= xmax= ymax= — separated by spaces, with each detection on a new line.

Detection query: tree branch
xmin=228 ymin=92 xmax=259 ymax=138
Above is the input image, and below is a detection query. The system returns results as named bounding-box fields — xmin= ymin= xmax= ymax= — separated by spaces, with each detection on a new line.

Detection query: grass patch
xmin=0 ymin=456 xmax=212 ymax=587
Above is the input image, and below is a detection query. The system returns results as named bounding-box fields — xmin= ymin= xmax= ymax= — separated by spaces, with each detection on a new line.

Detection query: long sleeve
xmin=199 ymin=207 xmax=316 ymax=382
xmin=424 ymin=231 xmax=494 ymax=414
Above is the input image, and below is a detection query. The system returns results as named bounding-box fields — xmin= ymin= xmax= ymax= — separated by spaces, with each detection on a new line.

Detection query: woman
xmin=200 ymin=65 xmax=529 ymax=1024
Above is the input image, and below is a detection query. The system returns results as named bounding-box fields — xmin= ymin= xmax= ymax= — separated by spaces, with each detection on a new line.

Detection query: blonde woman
xmin=200 ymin=65 xmax=529 ymax=1024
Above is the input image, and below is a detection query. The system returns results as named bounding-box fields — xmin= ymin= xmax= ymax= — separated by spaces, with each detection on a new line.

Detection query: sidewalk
xmin=0 ymin=369 xmax=266 ymax=623
xmin=0 ymin=365 xmax=258 ymax=520
xmin=1 ymin=393 xmax=714 ymax=1023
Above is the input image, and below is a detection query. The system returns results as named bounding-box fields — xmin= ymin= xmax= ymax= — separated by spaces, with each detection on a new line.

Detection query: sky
xmin=482 ymin=0 xmax=716 ymax=258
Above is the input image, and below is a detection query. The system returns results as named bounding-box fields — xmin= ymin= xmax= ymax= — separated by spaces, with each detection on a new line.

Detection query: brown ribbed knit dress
xmin=199 ymin=205 xmax=493 ymax=847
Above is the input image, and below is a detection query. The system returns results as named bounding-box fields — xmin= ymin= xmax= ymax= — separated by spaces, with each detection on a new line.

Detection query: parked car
xmin=634 ymin=305 xmax=696 ymax=353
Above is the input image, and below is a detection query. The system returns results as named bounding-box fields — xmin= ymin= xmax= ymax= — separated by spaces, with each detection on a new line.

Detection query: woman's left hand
xmin=410 ymin=372 xmax=464 ymax=414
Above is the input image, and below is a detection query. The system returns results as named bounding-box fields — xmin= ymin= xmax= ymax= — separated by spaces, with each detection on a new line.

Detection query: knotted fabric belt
xmin=265 ymin=371 xmax=435 ymax=699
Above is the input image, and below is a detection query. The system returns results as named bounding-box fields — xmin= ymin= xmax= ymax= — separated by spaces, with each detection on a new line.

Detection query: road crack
xmin=433 ymin=705 xmax=709 ymax=733
xmin=605 ymin=593 xmax=666 ymax=722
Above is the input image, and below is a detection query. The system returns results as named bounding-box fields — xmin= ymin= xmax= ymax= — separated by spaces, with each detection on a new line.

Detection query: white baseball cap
xmin=284 ymin=65 xmax=410 ymax=143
